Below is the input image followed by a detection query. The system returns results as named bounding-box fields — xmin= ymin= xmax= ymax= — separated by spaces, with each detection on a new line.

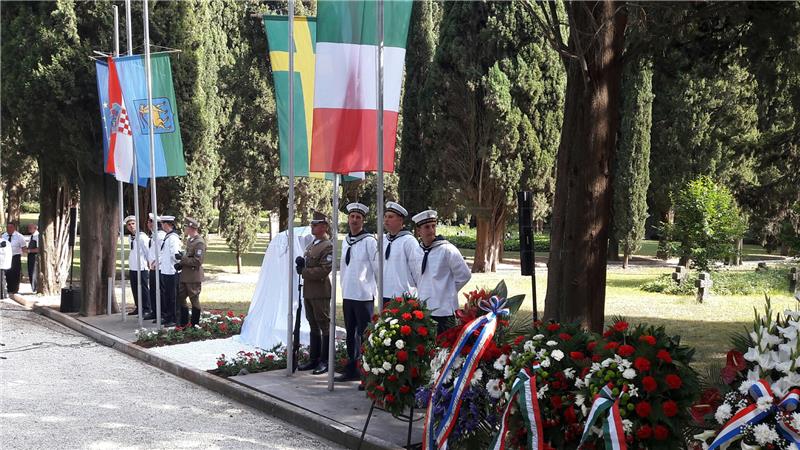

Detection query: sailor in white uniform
xmin=335 ymin=202 xmax=378 ymax=382
xmin=381 ymin=201 xmax=422 ymax=306
xmin=156 ymin=215 xmax=182 ymax=327
xmin=147 ymin=213 xmax=167 ymax=323
xmin=412 ymin=210 xmax=472 ymax=335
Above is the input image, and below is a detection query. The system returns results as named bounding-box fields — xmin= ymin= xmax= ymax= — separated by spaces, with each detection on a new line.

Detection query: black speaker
xmin=68 ymin=207 xmax=78 ymax=246
xmin=518 ymin=191 xmax=534 ymax=276
xmin=60 ymin=287 xmax=81 ymax=313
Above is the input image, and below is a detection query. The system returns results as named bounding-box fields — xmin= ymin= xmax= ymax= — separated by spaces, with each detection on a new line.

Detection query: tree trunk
xmin=543 ymin=1 xmax=627 ymax=333
xmin=236 ymin=252 xmax=242 ymax=274
xmin=6 ymin=179 xmax=22 ymax=224
xmin=622 ymin=251 xmax=630 ymax=269
xmin=0 ymin=187 xmax=5 ymax=228
xmin=473 ymin=211 xmax=506 ymax=273
xmin=79 ymin=173 xmax=119 ymax=316
xmin=38 ymin=161 xmax=72 ymax=295
xmin=279 ymin=194 xmax=289 ymax=232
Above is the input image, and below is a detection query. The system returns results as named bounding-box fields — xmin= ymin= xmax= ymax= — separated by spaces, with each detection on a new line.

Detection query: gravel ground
xmin=0 ymin=300 xmax=343 ymax=450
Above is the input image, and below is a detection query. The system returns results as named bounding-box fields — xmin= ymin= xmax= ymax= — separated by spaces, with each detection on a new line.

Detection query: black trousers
xmin=27 ymin=255 xmax=37 ymax=292
xmin=432 ymin=315 xmax=455 ymax=336
xmin=129 ymin=270 xmax=151 ymax=314
xmin=6 ymin=255 xmax=21 ymax=294
xmin=148 ymin=270 xmax=158 ymax=314
xmin=159 ymin=273 xmax=177 ymax=322
xmin=342 ymin=299 xmax=374 ymax=376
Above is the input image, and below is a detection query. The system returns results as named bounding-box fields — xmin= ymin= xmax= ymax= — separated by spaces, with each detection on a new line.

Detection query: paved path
xmin=0 ymin=300 xmax=344 ymax=450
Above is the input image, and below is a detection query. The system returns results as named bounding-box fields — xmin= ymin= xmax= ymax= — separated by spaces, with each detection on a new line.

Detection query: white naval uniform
xmin=382 ymin=231 xmax=422 ymax=299
xmin=1 ymin=232 xmax=25 ymax=256
xmin=416 ymin=238 xmax=472 ymax=316
xmin=128 ymin=231 xmax=150 ymax=271
xmin=340 ymin=232 xmax=378 ymax=301
xmin=158 ymin=231 xmax=182 ymax=275
xmin=147 ymin=229 xmax=167 ymax=270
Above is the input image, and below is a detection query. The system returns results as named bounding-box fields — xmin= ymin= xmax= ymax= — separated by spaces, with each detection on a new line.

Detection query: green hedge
xmin=640 ymin=267 xmax=792 ymax=296
xmin=444 ymin=233 xmax=550 ymax=252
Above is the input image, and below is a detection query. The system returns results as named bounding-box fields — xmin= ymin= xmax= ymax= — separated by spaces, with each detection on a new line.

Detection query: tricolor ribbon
xmin=709 ymin=380 xmax=800 ymax=449
xmin=579 ymin=383 xmax=627 ymax=450
xmin=422 ymin=296 xmax=509 ymax=450
xmin=490 ymin=363 xmax=545 ymax=450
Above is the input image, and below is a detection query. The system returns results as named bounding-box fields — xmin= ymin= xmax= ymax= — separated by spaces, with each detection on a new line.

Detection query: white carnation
xmin=714 ymin=403 xmax=732 ymax=424
xmin=753 ymin=423 xmax=779 ymax=445
xmin=756 ymin=396 xmax=773 ymax=411
xmin=383 ymin=361 xmax=392 ymax=371
xmin=540 ymin=358 xmax=551 ymax=368
xmin=524 ymin=340 xmax=536 ymax=353
xmin=395 ymin=340 xmax=405 ymax=349
xmin=383 ymin=338 xmax=392 ymax=347
xmin=532 ymin=334 xmax=544 ymax=340
xmin=551 ymin=350 xmax=564 ymax=361
xmin=622 ymin=368 xmax=637 ymax=380
xmin=563 ymin=368 xmax=576 ymax=380
xmin=546 ymin=340 xmax=558 ymax=347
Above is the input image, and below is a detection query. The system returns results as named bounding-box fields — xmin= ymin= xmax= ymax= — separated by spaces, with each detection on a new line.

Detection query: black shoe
xmin=358 ymin=384 xmax=365 ymax=391
xmin=162 ymin=321 xmax=176 ymax=328
xmin=334 ymin=373 xmax=359 ymax=382
xmin=152 ymin=319 xmax=158 ymax=324
xmin=297 ymin=359 xmax=319 ymax=371
xmin=312 ymin=362 xmax=329 ymax=375
xmin=143 ymin=313 xmax=155 ymax=320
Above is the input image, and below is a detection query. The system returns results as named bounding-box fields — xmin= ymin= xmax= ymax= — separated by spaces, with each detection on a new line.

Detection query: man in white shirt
xmin=157 ymin=215 xmax=182 ymax=327
xmin=412 ymin=210 xmax=472 ymax=335
xmin=2 ymin=222 xmax=26 ymax=294
xmin=124 ymin=216 xmax=152 ymax=319
xmin=147 ymin=214 xmax=166 ymax=323
xmin=335 ymin=202 xmax=378 ymax=383
xmin=24 ymin=223 xmax=39 ymax=293
xmin=382 ymin=201 xmax=422 ymax=306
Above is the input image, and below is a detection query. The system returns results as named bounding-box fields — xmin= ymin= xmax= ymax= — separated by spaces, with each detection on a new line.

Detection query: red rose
xmin=216 ymin=360 xmax=225 ymax=367
xmin=387 ymin=374 xmax=398 ymax=382
xmin=416 ymin=344 xmax=426 ymax=357
xmin=399 ymin=385 xmax=411 ymax=394
xmin=547 ymin=323 xmax=561 ymax=332
xmin=396 ymin=296 xmax=403 ymax=303
xmin=564 ymin=405 xmax=577 ymax=424
xmin=408 ymin=300 xmax=419 ymax=308
xmin=613 ymin=321 xmax=629 ymax=332
xmin=634 ymin=357 xmax=651 ymax=372
xmin=617 ymin=344 xmax=635 ymax=357
xmin=413 ymin=310 xmax=424 ymax=320
xmin=604 ymin=342 xmax=619 ymax=351
xmin=662 ymin=400 xmax=678 ymax=417
xmin=514 ymin=335 xmax=526 ymax=346
xmin=635 ymin=401 xmax=652 ymax=418
xmin=656 ymin=349 xmax=673 ymax=364
xmin=558 ymin=333 xmax=573 ymax=341
xmin=639 ymin=335 xmax=656 ymax=345
xmin=385 ymin=394 xmax=395 ymax=403
xmin=587 ymin=341 xmax=598 ymax=351
xmin=636 ymin=425 xmax=653 ymax=440
xmin=397 ymin=350 xmax=408 ymax=363
xmin=402 ymin=313 xmax=412 ymax=321
xmin=591 ymin=354 xmax=601 ymax=362
xmin=390 ymin=308 xmax=400 ymax=314
xmin=411 ymin=367 xmax=419 ymax=378
xmin=376 ymin=385 xmax=385 ymax=392
xmin=417 ymin=326 xmax=429 ymax=337
xmin=642 ymin=376 xmax=658 ymax=392
xmin=400 ymin=325 xmax=412 ymax=336
xmin=570 ymin=351 xmax=585 ymax=360
xmin=654 ymin=424 xmax=669 ymax=440
xmin=603 ymin=329 xmax=614 ymax=338
xmin=666 ymin=374 xmax=682 ymax=389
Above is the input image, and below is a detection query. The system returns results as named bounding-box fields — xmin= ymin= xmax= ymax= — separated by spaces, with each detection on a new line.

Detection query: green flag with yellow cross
xmin=263 ymin=15 xmax=320 ymax=178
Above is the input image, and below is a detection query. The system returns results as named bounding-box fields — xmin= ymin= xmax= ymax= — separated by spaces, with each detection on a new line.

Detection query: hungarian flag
xmin=106 ymin=57 xmax=135 ymax=183
xmin=310 ymin=0 xmax=413 ymax=174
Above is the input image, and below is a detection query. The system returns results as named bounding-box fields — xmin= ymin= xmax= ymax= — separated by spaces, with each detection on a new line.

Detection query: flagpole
xmin=375 ymin=0 xmax=385 ymax=315
xmin=143 ymin=0 xmax=162 ymax=329
xmin=286 ymin=0 xmax=296 ymax=376
xmin=126 ymin=0 xmax=144 ymax=329
xmin=328 ymin=174 xmax=339 ymax=391
xmin=113 ymin=5 xmax=128 ymax=322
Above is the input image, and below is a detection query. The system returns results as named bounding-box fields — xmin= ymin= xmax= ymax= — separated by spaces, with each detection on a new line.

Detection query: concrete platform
xmin=232 ymin=370 xmax=424 ymax=448
xmin=79 ymin=312 xmax=160 ymax=342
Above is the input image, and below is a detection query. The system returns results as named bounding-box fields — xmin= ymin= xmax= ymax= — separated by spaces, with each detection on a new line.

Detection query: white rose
xmin=384 ymin=338 xmax=392 ymax=347
xmin=390 ymin=318 xmax=399 ymax=326
xmin=363 ymin=362 xmax=371 ymax=372
xmin=372 ymin=368 xmax=380 ymax=375
xmin=383 ymin=361 xmax=392 ymax=371
xmin=379 ymin=329 xmax=386 ymax=338
xmin=395 ymin=340 xmax=405 ymax=349
xmin=622 ymin=368 xmax=636 ymax=380
xmin=551 ymin=350 xmax=564 ymax=361
xmin=546 ymin=340 xmax=558 ymax=347
xmin=395 ymin=364 xmax=405 ymax=373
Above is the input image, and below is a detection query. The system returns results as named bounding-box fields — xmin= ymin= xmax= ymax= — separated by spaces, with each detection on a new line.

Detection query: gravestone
xmin=696 ymin=272 xmax=712 ymax=303
xmin=757 ymin=262 xmax=768 ymax=272
xmin=671 ymin=266 xmax=687 ymax=285
xmin=790 ymin=267 xmax=798 ymax=293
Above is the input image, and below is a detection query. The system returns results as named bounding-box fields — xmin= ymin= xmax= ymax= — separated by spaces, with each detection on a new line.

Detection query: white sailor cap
xmin=412 ymin=210 xmax=438 ymax=226
xmin=385 ymin=201 xmax=408 ymax=217
xmin=158 ymin=215 xmax=176 ymax=223
xmin=346 ymin=202 xmax=369 ymax=217
xmin=123 ymin=215 xmax=136 ymax=225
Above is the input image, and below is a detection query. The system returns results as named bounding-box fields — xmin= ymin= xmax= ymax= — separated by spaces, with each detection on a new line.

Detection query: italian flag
xmin=310 ymin=0 xmax=413 ymax=174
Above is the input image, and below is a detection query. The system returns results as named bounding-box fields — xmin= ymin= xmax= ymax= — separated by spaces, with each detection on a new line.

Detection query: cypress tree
xmin=613 ymin=57 xmax=653 ymax=269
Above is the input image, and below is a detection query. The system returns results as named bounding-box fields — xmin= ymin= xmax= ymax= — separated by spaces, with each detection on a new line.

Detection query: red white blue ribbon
xmin=490 ymin=363 xmax=545 ymax=450
xmin=422 ymin=296 xmax=509 ymax=450
xmin=708 ymin=380 xmax=800 ymax=449
xmin=579 ymin=383 xmax=627 ymax=450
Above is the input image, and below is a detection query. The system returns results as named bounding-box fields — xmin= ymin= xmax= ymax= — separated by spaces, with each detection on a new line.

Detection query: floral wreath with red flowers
xmin=576 ymin=318 xmax=700 ymax=450
xmin=361 ymin=293 xmax=438 ymax=417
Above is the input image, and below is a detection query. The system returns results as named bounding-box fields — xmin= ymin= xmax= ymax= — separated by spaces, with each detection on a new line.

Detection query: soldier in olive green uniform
xmin=176 ymin=217 xmax=206 ymax=327
xmin=297 ymin=211 xmax=333 ymax=375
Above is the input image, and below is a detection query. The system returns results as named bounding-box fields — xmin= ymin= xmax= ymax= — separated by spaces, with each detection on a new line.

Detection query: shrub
xmin=641 ymin=268 xmax=791 ymax=296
